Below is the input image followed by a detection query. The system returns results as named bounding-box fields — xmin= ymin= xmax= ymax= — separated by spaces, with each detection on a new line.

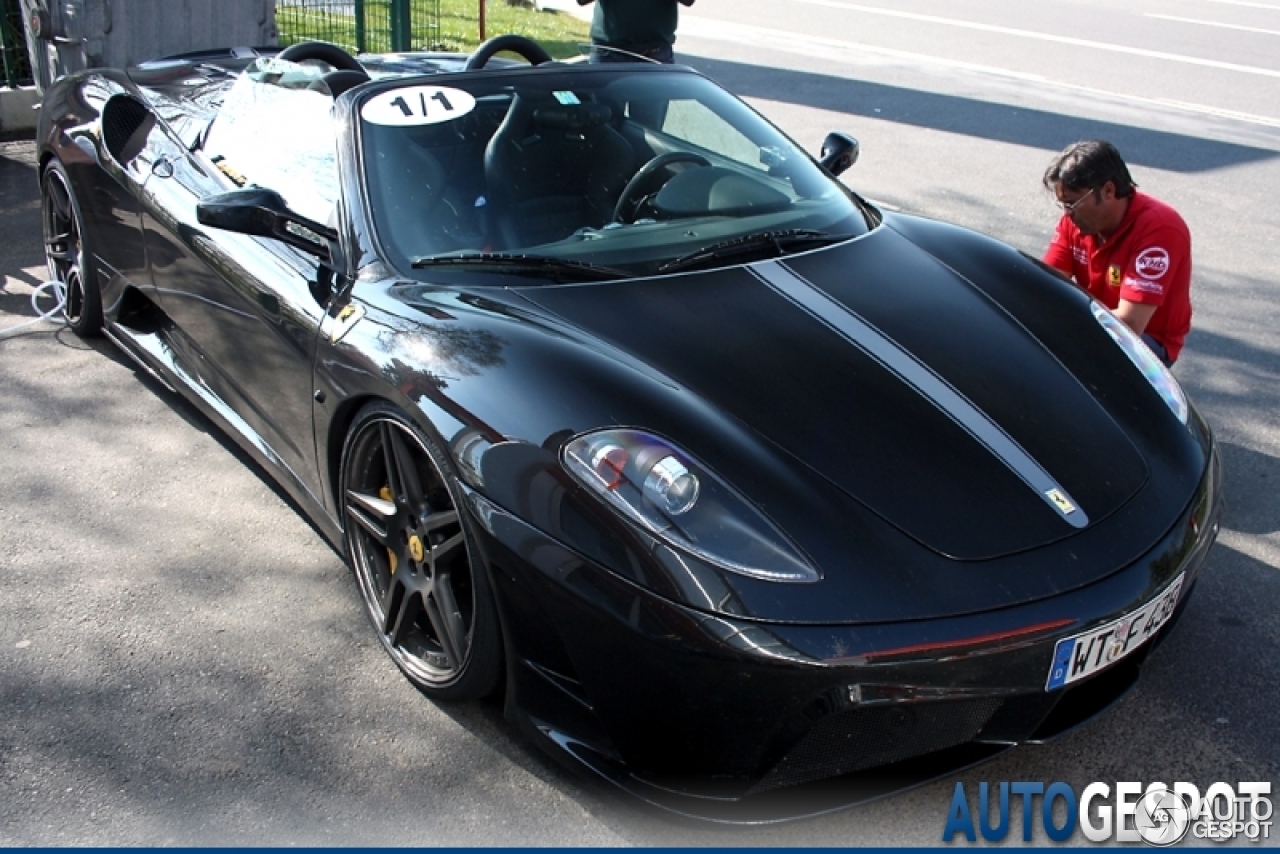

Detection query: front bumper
xmin=471 ymin=445 xmax=1222 ymax=822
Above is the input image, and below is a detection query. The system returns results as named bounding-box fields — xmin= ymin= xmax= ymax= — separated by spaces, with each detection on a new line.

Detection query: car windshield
xmin=203 ymin=56 xmax=340 ymax=225
xmin=357 ymin=65 xmax=875 ymax=280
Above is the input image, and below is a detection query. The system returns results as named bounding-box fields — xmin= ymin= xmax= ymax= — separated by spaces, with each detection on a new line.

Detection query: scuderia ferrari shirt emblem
xmin=1107 ymin=264 xmax=1122 ymax=287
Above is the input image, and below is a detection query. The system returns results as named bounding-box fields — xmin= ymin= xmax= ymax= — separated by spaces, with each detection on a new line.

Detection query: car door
xmin=132 ymin=78 xmax=332 ymax=507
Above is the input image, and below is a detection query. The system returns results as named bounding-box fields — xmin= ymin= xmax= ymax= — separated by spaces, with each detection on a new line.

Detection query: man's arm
xmin=1043 ymin=216 xmax=1077 ymax=281
xmin=1113 ymin=299 xmax=1158 ymax=336
xmin=1115 ymin=223 xmax=1188 ymax=337
xmin=1043 ymin=253 xmax=1074 ymax=279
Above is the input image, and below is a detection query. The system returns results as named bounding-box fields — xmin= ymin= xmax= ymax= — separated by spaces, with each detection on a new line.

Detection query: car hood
xmin=516 ymin=223 xmax=1148 ymax=563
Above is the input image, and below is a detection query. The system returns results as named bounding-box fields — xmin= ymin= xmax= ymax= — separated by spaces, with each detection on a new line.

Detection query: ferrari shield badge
xmin=1108 ymin=265 xmax=1122 ymax=287
xmin=1045 ymin=488 xmax=1077 ymax=516
xmin=327 ymin=302 xmax=365 ymax=343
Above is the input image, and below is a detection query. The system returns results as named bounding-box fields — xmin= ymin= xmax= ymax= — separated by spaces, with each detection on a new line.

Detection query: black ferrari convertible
xmin=36 ymin=35 xmax=1221 ymax=820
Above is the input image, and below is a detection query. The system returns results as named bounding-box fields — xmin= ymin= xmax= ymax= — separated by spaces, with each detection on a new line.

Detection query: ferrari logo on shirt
xmin=1107 ymin=265 xmax=1122 ymax=287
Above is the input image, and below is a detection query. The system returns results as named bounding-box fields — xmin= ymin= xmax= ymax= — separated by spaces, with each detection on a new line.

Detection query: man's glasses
xmin=1057 ymin=187 xmax=1095 ymax=213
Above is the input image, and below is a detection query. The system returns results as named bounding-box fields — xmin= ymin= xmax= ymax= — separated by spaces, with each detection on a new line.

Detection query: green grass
xmin=276 ymin=1 xmax=591 ymax=59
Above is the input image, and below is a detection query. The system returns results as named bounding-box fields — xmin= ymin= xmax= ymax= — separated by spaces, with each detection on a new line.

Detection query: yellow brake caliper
xmin=380 ymin=486 xmax=398 ymax=574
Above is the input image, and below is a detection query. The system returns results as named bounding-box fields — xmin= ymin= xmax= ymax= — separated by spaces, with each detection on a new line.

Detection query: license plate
xmin=1045 ymin=573 xmax=1185 ymax=691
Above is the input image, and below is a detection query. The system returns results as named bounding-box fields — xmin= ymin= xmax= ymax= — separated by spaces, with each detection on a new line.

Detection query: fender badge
xmin=1045 ymin=488 xmax=1077 ymax=516
xmin=210 ymin=154 xmax=247 ymax=187
xmin=327 ymin=303 xmax=365 ymax=343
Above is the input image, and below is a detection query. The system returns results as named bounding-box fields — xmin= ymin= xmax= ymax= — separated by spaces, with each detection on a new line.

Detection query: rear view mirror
xmin=820 ymin=132 xmax=860 ymax=176
xmin=197 ymin=188 xmax=337 ymax=261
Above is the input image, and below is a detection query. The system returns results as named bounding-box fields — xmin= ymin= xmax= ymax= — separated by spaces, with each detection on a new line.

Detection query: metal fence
xmin=1 ymin=0 xmax=33 ymax=87
xmin=0 ymin=0 xmax=446 ymax=89
xmin=276 ymin=0 xmax=444 ymax=54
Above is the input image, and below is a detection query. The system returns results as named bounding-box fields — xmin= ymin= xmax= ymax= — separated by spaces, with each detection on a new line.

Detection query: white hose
xmin=0 ymin=280 xmax=68 ymax=340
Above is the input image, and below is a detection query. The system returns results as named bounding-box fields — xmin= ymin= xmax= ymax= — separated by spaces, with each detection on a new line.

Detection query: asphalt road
xmin=2 ymin=0 xmax=1278 ymax=845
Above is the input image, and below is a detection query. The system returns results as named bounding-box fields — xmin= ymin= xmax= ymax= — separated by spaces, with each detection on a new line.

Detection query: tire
xmin=41 ymin=160 xmax=103 ymax=337
xmin=339 ymin=402 xmax=503 ymax=700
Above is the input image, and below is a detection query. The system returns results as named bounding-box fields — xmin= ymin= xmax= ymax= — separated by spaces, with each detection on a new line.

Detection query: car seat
xmin=365 ymin=127 xmax=448 ymax=266
xmin=483 ymin=94 xmax=634 ymax=249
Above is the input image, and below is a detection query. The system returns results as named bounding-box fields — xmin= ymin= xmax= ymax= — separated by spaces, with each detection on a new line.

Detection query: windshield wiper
xmin=657 ymin=229 xmax=843 ymax=274
xmin=411 ymin=252 xmax=634 ymax=282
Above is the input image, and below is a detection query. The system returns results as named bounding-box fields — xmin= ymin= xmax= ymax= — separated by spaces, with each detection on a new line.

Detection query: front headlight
xmin=561 ymin=429 xmax=819 ymax=583
xmin=1090 ymin=301 xmax=1188 ymax=424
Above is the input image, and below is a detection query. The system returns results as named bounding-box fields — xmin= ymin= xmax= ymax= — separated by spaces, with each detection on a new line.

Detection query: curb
xmin=0 ymin=86 xmax=40 ymax=138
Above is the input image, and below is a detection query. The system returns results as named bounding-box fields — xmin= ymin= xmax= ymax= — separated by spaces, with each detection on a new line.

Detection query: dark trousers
xmin=1142 ymin=333 xmax=1173 ymax=367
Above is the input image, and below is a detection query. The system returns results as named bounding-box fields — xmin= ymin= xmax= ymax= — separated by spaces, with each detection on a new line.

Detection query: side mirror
xmin=197 ymin=188 xmax=337 ymax=261
xmin=819 ymin=132 xmax=859 ymax=177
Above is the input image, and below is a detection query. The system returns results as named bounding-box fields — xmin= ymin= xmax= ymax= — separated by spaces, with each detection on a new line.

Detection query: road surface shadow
xmin=689 ymin=56 xmax=1280 ymax=174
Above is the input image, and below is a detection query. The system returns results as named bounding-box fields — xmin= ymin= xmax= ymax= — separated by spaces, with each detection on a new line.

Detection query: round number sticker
xmin=361 ymin=86 xmax=476 ymax=126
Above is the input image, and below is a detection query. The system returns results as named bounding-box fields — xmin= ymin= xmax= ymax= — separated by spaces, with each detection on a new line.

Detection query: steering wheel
xmin=278 ymin=41 xmax=365 ymax=72
xmin=464 ymin=34 xmax=554 ymax=71
xmin=611 ymin=152 xmax=711 ymax=224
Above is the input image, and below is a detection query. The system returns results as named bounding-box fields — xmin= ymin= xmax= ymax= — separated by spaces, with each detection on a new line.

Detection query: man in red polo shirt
xmin=1042 ymin=140 xmax=1192 ymax=365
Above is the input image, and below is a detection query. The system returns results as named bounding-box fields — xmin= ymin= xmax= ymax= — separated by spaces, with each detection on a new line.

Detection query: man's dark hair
xmin=1043 ymin=140 xmax=1136 ymax=198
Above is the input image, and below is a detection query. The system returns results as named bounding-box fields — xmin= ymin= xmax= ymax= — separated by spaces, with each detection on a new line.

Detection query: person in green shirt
xmin=576 ymin=0 xmax=695 ymax=64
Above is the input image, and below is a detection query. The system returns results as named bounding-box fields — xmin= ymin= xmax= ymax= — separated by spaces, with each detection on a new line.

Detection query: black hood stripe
xmin=750 ymin=260 xmax=1088 ymax=529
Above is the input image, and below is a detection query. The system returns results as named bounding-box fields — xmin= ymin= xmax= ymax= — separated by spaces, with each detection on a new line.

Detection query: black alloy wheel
xmin=340 ymin=403 xmax=503 ymax=700
xmin=41 ymin=160 xmax=103 ymax=336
